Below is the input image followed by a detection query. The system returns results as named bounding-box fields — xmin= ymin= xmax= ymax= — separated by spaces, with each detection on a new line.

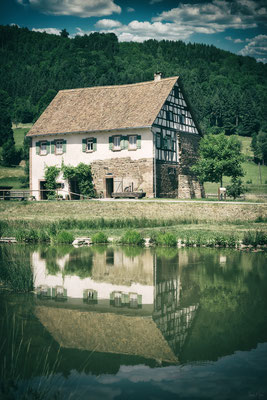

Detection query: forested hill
xmin=1 ymin=24 xmax=267 ymax=136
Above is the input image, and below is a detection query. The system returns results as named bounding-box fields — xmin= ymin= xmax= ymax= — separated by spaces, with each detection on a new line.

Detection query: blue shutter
xmin=93 ymin=137 xmax=97 ymax=151
xmin=109 ymin=136 xmax=113 ymax=150
xmin=36 ymin=141 xmax=40 ymax=155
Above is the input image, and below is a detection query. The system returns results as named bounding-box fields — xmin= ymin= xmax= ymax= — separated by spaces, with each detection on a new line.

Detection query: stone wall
xmin=156 ymin=162 xmax=179 ymax=198
xmin=177 ymin=132 xmax=205 ymax=199
xmin=91 ymin=157 xmax=154 ymax=197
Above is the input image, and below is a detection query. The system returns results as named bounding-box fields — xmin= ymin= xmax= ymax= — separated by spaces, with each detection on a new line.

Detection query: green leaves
xmin=192 ymin=133 xmax=244 ymax=186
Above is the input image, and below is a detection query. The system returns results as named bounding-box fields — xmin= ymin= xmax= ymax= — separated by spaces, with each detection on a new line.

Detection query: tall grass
xmin=0 ymin=258 xmax=33 ymax=292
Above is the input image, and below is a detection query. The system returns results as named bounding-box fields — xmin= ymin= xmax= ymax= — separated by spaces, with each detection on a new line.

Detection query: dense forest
xmin=1 ymin=24 xmax=267 ymax=137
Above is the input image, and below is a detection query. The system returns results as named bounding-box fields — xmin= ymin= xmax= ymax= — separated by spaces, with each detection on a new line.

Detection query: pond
xmin=0 ymin=245 xmax=267 ymax=400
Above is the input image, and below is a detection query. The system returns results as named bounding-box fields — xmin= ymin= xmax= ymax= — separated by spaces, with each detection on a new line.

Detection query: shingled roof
xmin=27 ymin=76 xmax=178 ymax=137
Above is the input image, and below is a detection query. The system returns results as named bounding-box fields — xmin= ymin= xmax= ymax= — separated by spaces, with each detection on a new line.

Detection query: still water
xmin=0 ymin=245 xmax=267 ymax=400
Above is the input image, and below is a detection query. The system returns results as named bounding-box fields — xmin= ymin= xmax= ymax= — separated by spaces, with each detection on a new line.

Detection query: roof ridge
xmin=59 ymin=76 xmax=179 ymax=93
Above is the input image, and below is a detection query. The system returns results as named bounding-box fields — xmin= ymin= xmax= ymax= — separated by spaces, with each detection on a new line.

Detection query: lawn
xmin=13 ymin=126 xmax=30 ymax=150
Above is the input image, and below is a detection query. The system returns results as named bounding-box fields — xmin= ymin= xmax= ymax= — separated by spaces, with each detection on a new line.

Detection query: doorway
xmin=39 ymin=180 xmax=47 ymax=200
xmin=105 ymin=178 xmax=114 ymax=198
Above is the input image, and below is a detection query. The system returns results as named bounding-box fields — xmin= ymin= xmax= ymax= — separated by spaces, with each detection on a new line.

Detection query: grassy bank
xmin=0 ymin=200 xmax=266 ymax=244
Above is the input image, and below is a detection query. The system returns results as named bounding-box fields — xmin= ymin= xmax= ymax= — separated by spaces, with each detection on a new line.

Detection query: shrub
xmin=153 ymin=232 xmax=177 ymax=247
xmin=120 ymin=230 xmax=144 ymax=246
xmin=242 ymin=230 xmax=267 ymax=247
xmin=226 ymin=177 xmax=247 ymax=199
xmin=91 ymin=232 xmax=108 ymax=243
xmin=51 ymin=230 xmax=74 ymax=244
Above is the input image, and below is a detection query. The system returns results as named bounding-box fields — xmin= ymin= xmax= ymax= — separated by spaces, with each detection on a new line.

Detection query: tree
xmin=1 ymin=137 xmax=21 ymax=166
xmin=0 ymin=90 xmax=13 ymax=146
xmin=60 ymin=29 xmax=69 ymax=38
xmin=191 ymin=133 xmax=244 ymax=187
xmin=251 ymin=131 xmax=267 ymax=164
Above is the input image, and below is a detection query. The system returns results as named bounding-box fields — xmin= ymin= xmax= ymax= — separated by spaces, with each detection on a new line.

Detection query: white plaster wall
xmin=31 ymin=128 xmax=153 ymax=198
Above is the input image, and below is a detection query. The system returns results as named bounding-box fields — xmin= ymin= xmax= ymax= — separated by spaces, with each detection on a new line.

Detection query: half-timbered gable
xmin=27 ymin=75 xmax=204 ymax=200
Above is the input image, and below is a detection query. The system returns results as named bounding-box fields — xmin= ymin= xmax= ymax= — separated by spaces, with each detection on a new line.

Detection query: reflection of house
xmin=35 ymin=306 xmax=177 ymax=364
xmin=32 ymin=246 xmax=199 ymax=361
xmin=32 ymin=248 xmax=154 ymax=306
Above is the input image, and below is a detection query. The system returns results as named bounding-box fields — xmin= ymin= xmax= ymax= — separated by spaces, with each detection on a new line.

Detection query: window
xmin=179 ymin=114 xmax=185 ymax=124
xmin=87 ymin=138 xmax=93 ymax=152
xmin=113 ymin=136 xmax=121 ymax=150
xmin=55 ymin=140 xmax=63 ymax=154
xmin=40 ymin=141 xmax=47 ymax=155
xmin=128 ymin=135 xmax=137 ymax=150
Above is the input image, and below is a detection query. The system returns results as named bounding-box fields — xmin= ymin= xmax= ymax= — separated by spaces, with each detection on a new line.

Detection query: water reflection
xmin=1 ymin=245 xmax=267 ymax=399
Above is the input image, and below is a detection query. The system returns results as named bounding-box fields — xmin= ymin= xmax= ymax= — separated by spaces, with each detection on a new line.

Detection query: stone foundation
xmin=177 ymin=132 xmax=205 ymax=199
xmin=156 ymin=162 xmax=179 ymax=198
xmin=91 ymin=157 xmax=154 ymax=197
xmin=177 ymin=175 xmax=205 ymax=199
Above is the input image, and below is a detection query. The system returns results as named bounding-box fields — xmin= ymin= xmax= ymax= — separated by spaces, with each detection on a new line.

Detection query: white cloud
xmin=32 ymin=27 xmax=61 ymax=35
xmin=225 ymin=36 xmax=244 ymax=43
xmin=99 ymin=19 xmax=194 ymax=42
xmin=17 ymin=0 xmax=121 ymax=18
xmin=10 ymin=23 xmax=20 ymax=27
xmin=153 ymin=0 xmax=266 ymax=33
xmin=238 ymin=34 xmax=267 ymax=62
xmin=95 ymin=19 xmax=122 ymax=28
xmin=127 ymin=7 xmax=135 ymax=13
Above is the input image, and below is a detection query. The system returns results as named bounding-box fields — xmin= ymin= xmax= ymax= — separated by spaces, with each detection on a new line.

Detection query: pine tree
xmin=0 ymin=90 xmax=13 ymax=146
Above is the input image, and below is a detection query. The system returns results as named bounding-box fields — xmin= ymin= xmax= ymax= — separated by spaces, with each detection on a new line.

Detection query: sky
xmin=1 ymin=0 xmax=267 ymax=63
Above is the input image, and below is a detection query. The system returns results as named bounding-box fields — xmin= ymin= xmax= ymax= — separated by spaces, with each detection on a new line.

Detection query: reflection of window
xmin=55 ymin=140 xmax=63 ymax=154
xmin=40 ymin=141 xmax=47 ymax=155
xmin=129 ymin=293 xmax=138 ymax=309
xmin=114 ymin=292 xmax=122 ymax=307
xmin=129 ymin=135 xmax=137 ymax=150
xmin=113 ymin=136 xmax=121 ymax=150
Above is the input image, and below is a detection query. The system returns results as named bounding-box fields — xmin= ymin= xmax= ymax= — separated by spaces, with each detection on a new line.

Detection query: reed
xmin=0 ymin=258 xmax=33 ymax=292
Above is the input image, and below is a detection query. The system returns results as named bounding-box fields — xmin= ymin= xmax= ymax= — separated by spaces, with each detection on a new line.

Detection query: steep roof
xmin=27 ymin=76 xmax=178 ymax=137
xmin=35 ymin=306 xmax=178 ymax=364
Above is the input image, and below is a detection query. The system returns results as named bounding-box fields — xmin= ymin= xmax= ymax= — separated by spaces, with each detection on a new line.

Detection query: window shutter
xmin=109 ymin=136 xmax=113 ymax=151
xmin=137 ymin=135 xmax=141 ymax=149
xmin=51 ymin=140 xmax=55 ymax=154
xmin=93 ymin=137 xmax=97 ymax=151
xmin=82 ymin=138 xmax=87 ymax=152
xmin=63 ymin=139 xmax=67 ymax=153
xmin=124 ymin=136 xmax=128 ymax=149
xmin=36 ymin=141 xmax=40 ymax=155
xmin=120 ymin=136 xmax=125 ymax=150
xmin=46 ymin=141 xmax=50 ymax=154
xmin=63 ymin=288 xmax=67 ymax=297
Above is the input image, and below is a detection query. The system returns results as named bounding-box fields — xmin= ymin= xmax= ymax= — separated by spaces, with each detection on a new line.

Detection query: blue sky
xmin=1 ymin=0 xmax=267 ymax=62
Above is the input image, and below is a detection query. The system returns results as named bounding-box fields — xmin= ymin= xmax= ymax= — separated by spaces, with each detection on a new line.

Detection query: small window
xmin=55 ymin=140 xmax=63 ymax=154
xmin=113 ymin=136 xmax=121 ymax=150
xmin=40 ymin=141 xmax=47 ymax=155
xmin=128 ymin=135 xmax=137 ymax=150
xmin=179 ymin=114 xmax=185 ymax=124
xmin=87 ymin=138 xmax=93 ymax=152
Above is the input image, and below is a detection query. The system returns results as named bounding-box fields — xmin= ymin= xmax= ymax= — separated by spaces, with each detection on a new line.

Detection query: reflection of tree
xmin=64 ymin=248 xmax=93 ymax=279
xmin=180 ymin=249 xmax=267 ymax=363
xmin=40 ymin=245 xmax=72 ymax=276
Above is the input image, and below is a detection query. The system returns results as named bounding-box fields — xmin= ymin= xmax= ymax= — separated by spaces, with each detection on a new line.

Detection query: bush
xmin=51 ymin=230 xmax=74 ymax=244
xmin=120 ymin=230 xmax=144 ymax=246
xmin=91 ymin=232 xmax=108 ymax=243
xmin=153 ymin=232 xmax=177 ymax=247
xmin=226 ymin=177 xmax=247 ymax=199
xmin=242 ymin=230 xmax=267 ymax=247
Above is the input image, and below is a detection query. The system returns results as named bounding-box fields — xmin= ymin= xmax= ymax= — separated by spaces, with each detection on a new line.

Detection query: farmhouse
xmin=27 ymin=73 xmax=204 ymax=200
